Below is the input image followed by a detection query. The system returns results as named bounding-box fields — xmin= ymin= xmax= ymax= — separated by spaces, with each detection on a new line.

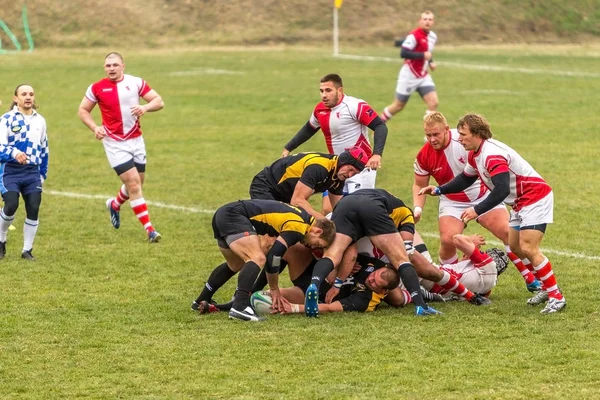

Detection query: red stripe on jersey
xmin=485 ymin=155 xmax=510 ymax=176
xmin=356 ymin=102 xmax=377 ymax=126
xmin=314 ymin=107 xmax=334 ymax=154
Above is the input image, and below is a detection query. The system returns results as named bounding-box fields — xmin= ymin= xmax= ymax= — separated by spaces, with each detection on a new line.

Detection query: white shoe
xmin=229 ymin=306 xmax=264 ymax=322
xmin=527 ymin=290 xmax=549 ymax=305
xmin=540 ymin=297 xmax=566 ymax=314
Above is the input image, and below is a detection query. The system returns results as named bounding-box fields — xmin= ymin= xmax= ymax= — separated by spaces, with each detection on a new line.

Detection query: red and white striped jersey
xmin=402 ymin=28 xmax=437 ymax=78
xmin=464 ymin=139 xmax=552 ymax=211
xmin=308 ymin=94 xmax=376 ymax=157
xmin=414 ymin=129 xmax=487 ymax=203
xmin=85 ymin=74 xmax=152 ymax=141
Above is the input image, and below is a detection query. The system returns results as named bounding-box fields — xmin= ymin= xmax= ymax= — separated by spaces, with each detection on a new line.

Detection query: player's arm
xmin=283 ymin=122 xmax=320 ymax=156
xmin=141 ymin=90 xmax=164 ymax=113
xmin=325 ymin=244 xmax=358 ymax=304
xmin=77 ymin=97 xmax=100 ymax=133
xmin=412 ymin=173 xmax=430 ymax=223
xmin=0 ymin=117 xmax=16 ymax=162
xmin=281 ymin=301 xmax=344 ymax=314
xmin=367 ymin=117 xmax=388 ymax=169
xmin=436 ymin=172 xmax=478 ymax=195
xmin=401 ymin=48 xmax=432 ymax=61
xmin=472 ymin=172 xmax=510 ymax=215
xmin=290 ymin=181 xmax=324 ymax=219
xmin=264 ymin=235 xmax=297 ymax=311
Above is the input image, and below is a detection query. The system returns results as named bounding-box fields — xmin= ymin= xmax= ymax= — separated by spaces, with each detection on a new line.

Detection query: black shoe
xmin=0 ymin=241 xmax=5 ymax=259
xmin=469 ymin=293 xmax=491 ymax=306
xmin=191 ymin=300 xmax=220 ymax=314
xmin=21 ymin=249 xmax=36 ymax=261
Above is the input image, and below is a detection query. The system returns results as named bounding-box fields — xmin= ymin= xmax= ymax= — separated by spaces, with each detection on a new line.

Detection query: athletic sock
xmin=506 ymin=247 xmax=536 ymax=284
xmin=232 ymin=261 xmax=261 ymax=310
xmin=22 ymin=218 xmax=39 ymax=252
xmin=310 ymin=258 xmax=334 ymax=290
xmin=438 ymin=269 xmax=474 ymax=301
xmin=250 ymin=259 xmax=288 ymax=292
xmin=415 ymin=243 xmax=433 ymax=263
xmin=0 ymin=209 xmax=15 ymax=241
xmin=469 ymin=248 xmax=493 ymax=268
xmin=532 ymin=257 xmax=563 ymax=300
xmin=130 ymin=197 xmax=155 ymax=233
xmin=112 ymin=184 xmax=129 ymax=210
xmin=397 ymin=262 xmax=427 ymax=308
xmin=195 ymin=262 xmax=237 ymax=303
xmin=440 ymin=254 xmax=459 ymax=265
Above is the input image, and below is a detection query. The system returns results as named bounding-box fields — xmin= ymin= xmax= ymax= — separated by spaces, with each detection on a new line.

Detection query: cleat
xmin=469 ymin=293 xmax=492 ymax=306
xmin=304 ymin=283 xmax=319 ymax=318
xmin=421 ymin=287 xmax=446 ymax=302
xmin=526 ymin=279 xmax=543 ymax=293
xmin=191 ymin=300 xmax=219 ymax=314
xmin=228 ymin=306 xmax=264 ymax=322
xmin=415 ymin=305 xmax=443 ymax=316
xmin=106 ymin=198 xmax=120 ymax=229
xmin=540 ymin=297 xmax=566 ymax=314
xmin=527 ymin=290 xmax=549 ymax=305
xmin=148 ymin=230 xmax=162 ymax=243
xmin=21 ymin=249 xmax=36 ymax=261
xmin=0 ymin=241 xmax=5 ymax=259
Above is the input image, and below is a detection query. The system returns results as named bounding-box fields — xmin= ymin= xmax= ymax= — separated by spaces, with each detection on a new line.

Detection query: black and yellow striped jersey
xmin=255 ymin=152 xmax=344 ymax=202
xmin=241 ymin=199 xmax=315 ymax=244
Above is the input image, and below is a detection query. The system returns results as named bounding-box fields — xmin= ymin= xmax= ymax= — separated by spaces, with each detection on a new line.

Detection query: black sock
xmin=398 ymin=262 xmax=427 ymax=308
xmin=232 ymin=261 xmax=261 ymax=310
xmin=250 ymin=260 xmax=288 ymax=292
xmin=310 ymin=258 xmax=334 ymax=290
xmin=195 ymin=262 xmax=236 ymax=303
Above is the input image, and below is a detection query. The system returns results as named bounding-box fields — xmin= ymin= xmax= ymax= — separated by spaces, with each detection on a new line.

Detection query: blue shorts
xmin=0 ymin=163 xmax=43 ymax=195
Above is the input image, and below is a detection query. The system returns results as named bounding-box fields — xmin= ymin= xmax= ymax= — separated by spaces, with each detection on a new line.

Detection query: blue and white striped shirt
xmin=0 ymin=106 xmax=49 ymax=179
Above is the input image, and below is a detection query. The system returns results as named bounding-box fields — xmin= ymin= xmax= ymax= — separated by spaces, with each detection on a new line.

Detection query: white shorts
xmin=509 ymin=191 xmax=554 ymax=228
xmin=438 ymin=194 xmax=507 ymax=220
xmin=395 ymin=65 xmax=435 ymax=100
xmin=344 ymin=168 xmax=377 ymax=195
xmin=102 ymin=136 xmax=147 ymax=168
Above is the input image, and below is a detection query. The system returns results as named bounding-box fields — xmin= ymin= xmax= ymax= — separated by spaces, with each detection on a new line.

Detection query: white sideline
xmin=46 ymin=189 xmax=600 ymax=261
xmin=335 ymin=54 xmax=600 ymax=78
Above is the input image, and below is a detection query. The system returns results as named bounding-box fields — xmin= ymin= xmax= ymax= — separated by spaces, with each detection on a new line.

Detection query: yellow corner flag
xmin=334 ymin=0 xmax=343 ymax=9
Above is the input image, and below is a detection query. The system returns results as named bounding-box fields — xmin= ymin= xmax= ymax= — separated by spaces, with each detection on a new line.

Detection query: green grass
xmin=1 ymin=46 xmax=600 ymax=399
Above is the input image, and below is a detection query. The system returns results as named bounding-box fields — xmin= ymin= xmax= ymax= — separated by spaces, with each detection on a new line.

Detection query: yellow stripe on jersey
xmin=277 ymin=153 xmax=337 ymax=185
xmin=389 ymin=206 xmax=415 ymax=228
xmin=250 ymin=212 xmax=312 ymax=236
xmin=366 ymin=291 xmax=386 ymax=312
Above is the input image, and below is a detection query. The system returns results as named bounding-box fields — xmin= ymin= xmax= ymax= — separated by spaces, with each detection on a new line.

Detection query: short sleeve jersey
xmin=85 ymin=74 xmax=152 ymax=141
xmin=308 ymin=94 xmax=377 ymax=156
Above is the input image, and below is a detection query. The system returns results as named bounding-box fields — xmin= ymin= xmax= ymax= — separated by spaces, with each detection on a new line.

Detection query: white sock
xmin=0 ymin=209 xmax=15 ymax=242
xmin=23 ymin=218 xmax=39 ymax=251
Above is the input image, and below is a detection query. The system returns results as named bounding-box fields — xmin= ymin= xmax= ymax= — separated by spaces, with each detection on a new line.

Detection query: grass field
xmin=1 ymin=45 xmax=600 ymax=399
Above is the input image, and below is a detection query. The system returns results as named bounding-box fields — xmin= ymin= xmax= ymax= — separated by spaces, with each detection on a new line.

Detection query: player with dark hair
xmin=0 ymin=84 xmax=49 ymax=260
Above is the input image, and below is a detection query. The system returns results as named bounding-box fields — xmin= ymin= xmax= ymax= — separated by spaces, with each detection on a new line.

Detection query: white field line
xmin=334 ymin=54 xmax=600 ymax=78
xmin=47 ymin=190 xmax=599 ymax=262
xmin=169 ymin=68 xmax=245 ymax=76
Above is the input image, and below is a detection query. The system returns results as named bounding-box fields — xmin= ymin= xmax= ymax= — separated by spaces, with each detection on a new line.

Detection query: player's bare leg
xmin=438 ymin=216 xmax=464 ymax=264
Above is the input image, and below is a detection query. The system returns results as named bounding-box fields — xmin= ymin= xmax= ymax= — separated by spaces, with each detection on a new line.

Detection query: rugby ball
xmin=250 ymin=290 xmax=273 ymax=315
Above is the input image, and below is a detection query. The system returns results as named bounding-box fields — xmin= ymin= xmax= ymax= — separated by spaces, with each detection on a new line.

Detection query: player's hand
xmin=367 ymin=154 xmax=382 ymax=170
xmin=424 ymin=51 xmax=433 ymax=60
xmin=325 ymin=286 xmax=340 ymax=304
xmin=275 ymin=298 xmax=294 ymax=314
xmin=429 ymin=61 xmax=437 ymax=71
xmin=413 ymin=206 xmax=423 ymax=223
xmin=418 ymin=185 xmax=440 ymax=196
xmin=469 ymin=234 xmax=486 ymax=247
xmin=94 ymin=126 xmax=107 ymax=140
xmin=269 ymin=287 xmax=285 ymax=312
xmin=281 ymin=148 xmax=290 ymax=158
xmin=351 ymin=262 xmax=361 ymax=275
xmin=14 ymin=151 xmax=27 ymax=164
xmin=130 ymin=105 xmax=147 ymax=117
xmin=460 ymin=207 xmax=478 ymax=225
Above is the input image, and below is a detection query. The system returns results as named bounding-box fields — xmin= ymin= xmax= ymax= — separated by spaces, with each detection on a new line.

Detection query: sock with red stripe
xmin=506 ymin=246 xmax=536 ymax=284
xmin=130 ymin=197 xmax=155 ymax=233
xmin=532 ymin=257 xmax=563 ymax=300
xmin=469 ymin=248 xmax=492 ymax=267
xmin=381 ymin=107 xmax=393 ymax=122
xmin=438 ymin=270 xmax=474 ymax=301
xmin=111 ymin=184 xmax=130 ymax=211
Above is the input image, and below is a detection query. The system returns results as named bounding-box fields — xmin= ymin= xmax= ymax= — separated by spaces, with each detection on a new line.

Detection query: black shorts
xmin=212 ymin=201 xmax=257 ymax=248
xmin=249 ymin=172 xmax=279 ymax=201
xmin=332 ymin=195 xmax=398 ymax=242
